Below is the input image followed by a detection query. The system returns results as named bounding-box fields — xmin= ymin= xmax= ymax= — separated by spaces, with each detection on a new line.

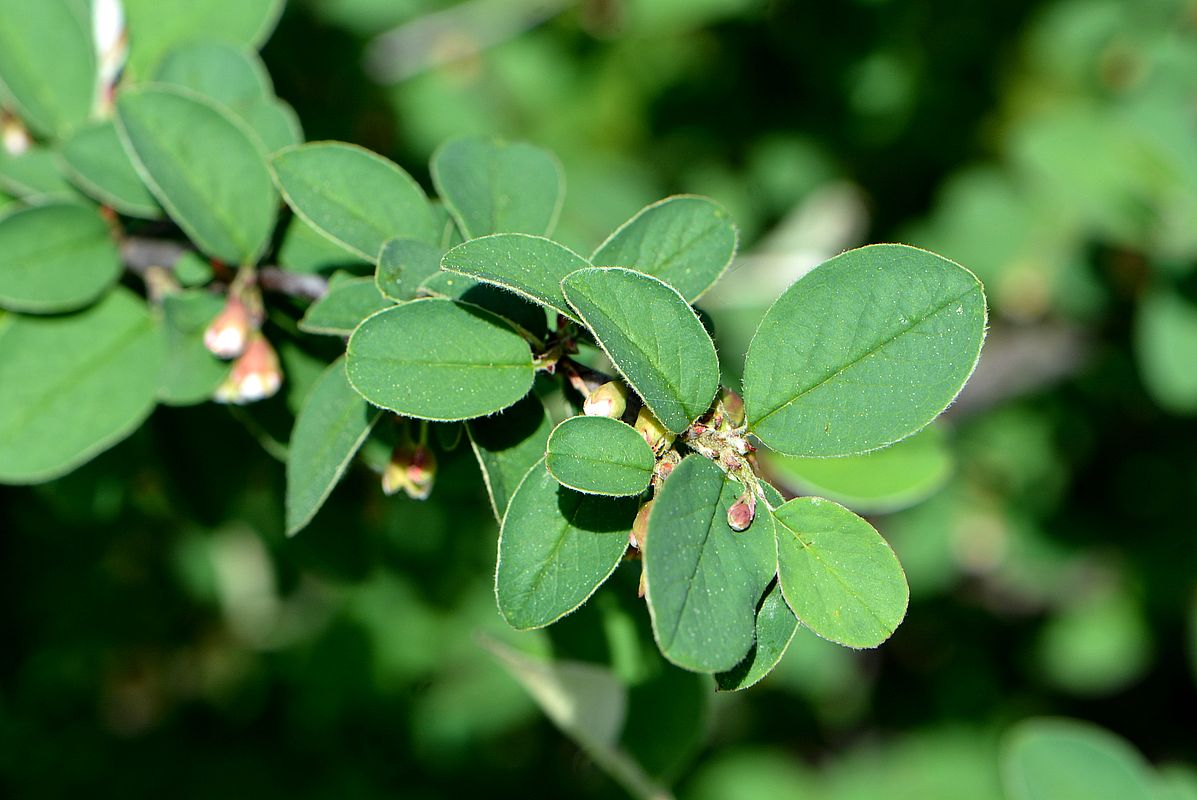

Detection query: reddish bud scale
xmin=727 ymin=489 xmax=757 ymax=532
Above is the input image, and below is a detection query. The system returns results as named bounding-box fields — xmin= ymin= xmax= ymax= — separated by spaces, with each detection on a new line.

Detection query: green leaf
xmin=116 ymin=84 xmax=277 ymax=265
xmin=431 ymin=135 xmax=564 ymax=239
xmin=299 ymin=275 xmax=393 ymax=336
xmin=0 ymin=204 xmax=122 ymax=314
xmin=644 ymin=456 xmax=776 ymax=672
xmin=545 ymin=415 xmax=654 ymax=496
xmin=743 ymin=244 xmax=986 ymax=457
xmin=466 ymin=393 xmax=553 ymax=521
xmin=773 ymin=495 xmax=908 ymax=648
xmin=239 ymin=97 xmax=304 ymax=153
xmin=158 ymin=289 xmax=229 ymax=405
xmin=377 ymin=237 xmax=443 ymax=302
xmin=277 ymin=216 xmax=368 ymax=275
xmin=271 ymin=142 xmax=438 ymax=261
xmin=592 ymin=195 xmax=737 ymax=302
xmin=764 ymin=424 xmax=953 ymax=513
xmin=0 ymin=288 xmax=164 ymax=483
xmin=346 ymin=297 xmax=535 ymax=421
xmin=715 ymin=581 xmax=799 ymax=691
xmin=419 ymin=271 xmax=549 ymax=342
xmin=1135 ymin=287 xmax=1197 ymax=414
xmin=286 ymin=357 xmax=382 ymax=535
xmin=123 ymin=0 xmax=284 ymax=77
xmin=60 ymin=121 xmax=161 ymax=218
xmin=441 ymin=233 xmax=589 ymax=321
xmin=0 ymin=0 xmax=95 ymax=138
xmin=0 ymin=145 xmax=83 ymax=201
xmin=562 ymin=267 xmax=720 ymax=433
xmin=495 ymin=460 xmax=638 ymax=629
xmin=1003 ymin=719 xmax=1159 ymax=800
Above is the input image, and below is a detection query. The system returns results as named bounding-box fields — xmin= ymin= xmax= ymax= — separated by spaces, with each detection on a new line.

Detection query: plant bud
xmin=92 ymin=0 xmax=127 ymax=109
xmin=726 ymin=489 xmax=757 ymax=532
xmin=720 ymin=388 xmax=746 ymax=428
xmin=381 ymin=442 xmax=437 ymax=500
xmin=2 ymin=115 xmax=30 ymax=156
xmin=630 ymin=500 xmax=653 ymax=550
xmin=204 ymin=294 xmax=252 ymax=359
xmin=583 ymin=380 xmax=628 ymax=419
xmin=653 ymin=449 xmax=681 ymax=486
xmin=634 ymin=406 xmax=675 ymax=455
xmin=213 ymin=334 xmax=282 ymax=405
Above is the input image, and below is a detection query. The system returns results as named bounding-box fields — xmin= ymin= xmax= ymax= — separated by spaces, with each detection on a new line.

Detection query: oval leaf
xmin=773 ymin=495 xmax=909 ymax=648
xmin=60 ymin=120 xmax=161 ymax=218
xmin=123 ymin=0 xmax=284 ymax=77
xmin=116 ymin=84 xmax=277 ymax=265
xmin=1135 ymin=288 xmax=1197 ymax=414
xmin=496 ymin=460 xmax=638 ymax=629
xmin=271 ymin=142 xmax=438 ymax=261
xmin=1003 ymin=719 xmax=1159 ymax=800
xmin=592 ymin=195 xmax=737 ymax=302
xmin=298 ymin=275 xmax=392 ymax=336
xmin=0 ymin=145 xmax=83 ymax=201
xmin=0 ymin=0 xmax=95 ymax=138
xmin=546 ymin=415 xmax=655 ymax=496
xmin=286 ymin=358 xmax=382 ymax=535
xmin=0 ymin=288 xmax=164 ymax=483
xmin=644 ymin=456 xmax=777 ymax=673
xmin=743 ymin=244 xmax=986 ymax=457
xmin=431 ymin=135 xmax=564 ymax=239
xmin=0 ymin=204 xmax=122 ymax=314
xmin=715 ymin=580 xmax=799 ymax=691
xmin=441 ymin=233 xmax=588 ymax=321
xmin=466 ymin=392 xmax=553 ymax=522
xmin=346 ymin=297 xmax=535 ymax=421
xmin=562 ymin=267 xmax=719 ymax=434
xmin=377 ymin=237 xmax=443 ymax=302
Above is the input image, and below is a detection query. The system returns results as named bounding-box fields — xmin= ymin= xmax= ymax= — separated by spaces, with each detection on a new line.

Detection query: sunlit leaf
xmin=441 ymin=233 xmax=588 ymax=321
xmin=466 ymin=392 xmax=553 ymax=522
xmin=546 ymin=416 xmax=655 ymax=496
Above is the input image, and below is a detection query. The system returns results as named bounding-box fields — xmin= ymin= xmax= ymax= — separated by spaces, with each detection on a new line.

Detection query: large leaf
xmin=420 ymin=270 xmax=550 ymax=341
xmin=271 ymin=142 xmax=438 ymax=261
xmin=123 ymin=0 xmax=284 ymax=77
xmin=1003 ymin=719 xmax=1159 ymax=800
xmin=562 ymin=267 xmax=720 ymax=433
xmin=644 ymin=456 xmax=777 ymax=672
xmin=715 ymin=580 xmax=799 ymax=691
xmin=116 ymin=85 xmax=277 ymax=265
xmin=743 ymin=244 xmax=986 ymax=456
xmin=158 ymin=289 xmax=229 ymax=405
xmin=298 ymin=275 xmax=392 ymax=336
xmin=377 ymin=237 xmax=443 ymax=302
xmin=466 ymin=393 xmax=553 ymax=521
xmin=592 ymin=195 xmax=737 ymax=302
xmin=431 ymin=136 xmax=564 ymax=239
xmin=441 ymin=233 xmax=588 ymax=321
xmin=346 ymin=297 xmax=535 ymax=421
xmin=0 ymin=0 xmax=95 ymax=138
xmin=0 ymin=288 xmax=163 ymax=483
xmin=286 ymin=358 xmax=382 ymax=535
xmin=0 ymin=204 xmax=122 ymax=314
xmin=495 ymin=460 xmax=638 ymax=629
xmin=1135 ymin=288 xmax=1197 ymax=414
xmin=60 ymin=121 xmax=161 ymax=218
xmin=545 ymin=415 xmax=654 ymax=496
xmin=773 ymin=495 xmax=908 ymax=648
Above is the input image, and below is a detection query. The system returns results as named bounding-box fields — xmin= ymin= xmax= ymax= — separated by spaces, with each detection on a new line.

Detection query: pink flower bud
xmin=382 ymin=442 xmax=437 ymax=500
xmin=630 ymin=500 xmax=653 ymax=550
xmin=583 ymin=380 xmax=628 ymax=419
xmin=204 ymin=295 xmax=252 ymax=359
xmin=720 ymin=388 xmax=746 ymax=428
xmin=727 ymin=490 xmax=757 ymax=532
xmin=213 ymin=334 xmax=282 ymax=405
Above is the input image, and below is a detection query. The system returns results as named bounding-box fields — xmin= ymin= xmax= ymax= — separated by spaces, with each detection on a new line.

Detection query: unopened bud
xmin=634 ymin=406 xmax=675 ymax=455
xmin=630 ymin=500 xmax=653 ymax=551
xmin=92 ymin=0 xmax=127 ymax=109
xmin=382 ymin=442 xmax=437 ymax=500
xmin=726 ymin=489 xmax=757 ymax=532
xmin=720 ymin=388 xmax=746 ymax=428
xmin=204 ymin=294 xmax=252 ymax=359
xmin=213 ymin=333 xmax=282 ymax=404
xmin=2 ymin=116 xmax=30 ymax=156
xmin=583 ymin=380 xmax=628 ymax=419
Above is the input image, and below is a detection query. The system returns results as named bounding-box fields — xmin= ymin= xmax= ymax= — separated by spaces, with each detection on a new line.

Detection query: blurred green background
xmin=3 ymin=0 xmax=1197 ymax=796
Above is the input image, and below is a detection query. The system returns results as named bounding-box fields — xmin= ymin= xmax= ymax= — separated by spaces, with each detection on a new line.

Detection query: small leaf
xmin=377 ymin=237 xmax=443 ymax=302
xmin=1135 ymin=287 xmax=1197 ymax=414
xmin=0 ymin=145 xmax=83 ymax=201
xmin=158 ymin=289 xmax=230 ymax=405
xmin=60 ymin=120 xmax=161 ymax=218
xmin=441 ymin=233 xmax=588 ymax=321
xmin=764 ymin=424 xmax=953 ymax=513
xmin=0 ymin=288 xmax=164 ymax=484
xmin=545 ymin=415 xmax=654 ymax=496
xmin=0 ymin=0 xmax=95 ymax=138
xmin=299 ymin=275 xmax=392 ymax=336
xmin=286 ymin=357 xmax=382 ymax=535
xmin=0 ymin=204 xmax=122 ymax=314
xmin=431 ymin=135 xmax=564 ymax=239
xmin=346 ymin=297 xmax=535 ymax=421
xmin=116 ymin=84 xmax=277 ymax=265
xmin=715 ymin=581 xmax=799 ymax=691
xmin=644 ymin=456 xmax=776 ymax=673
xmin=562 ymin=267 xmax=720 ymax=434
xmin=1003 ymin=718 xmax=1159 ymax=800
xmin=496 ymin=460 xmax=637 ymax=629
xmin=743 ymin=244 xmax=986 ymax=456
xmin=592 ymin=195 xmax=737 ymax=302
xmin=466 ymin=392 xmax=553 ymax=521
xmin=773 ymin=495 xmax=908 ymax=648
xmin=123 ymin=0 xmax=284 ymax=77
xmin=271 ymin=142 xmax=438 ymax=261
